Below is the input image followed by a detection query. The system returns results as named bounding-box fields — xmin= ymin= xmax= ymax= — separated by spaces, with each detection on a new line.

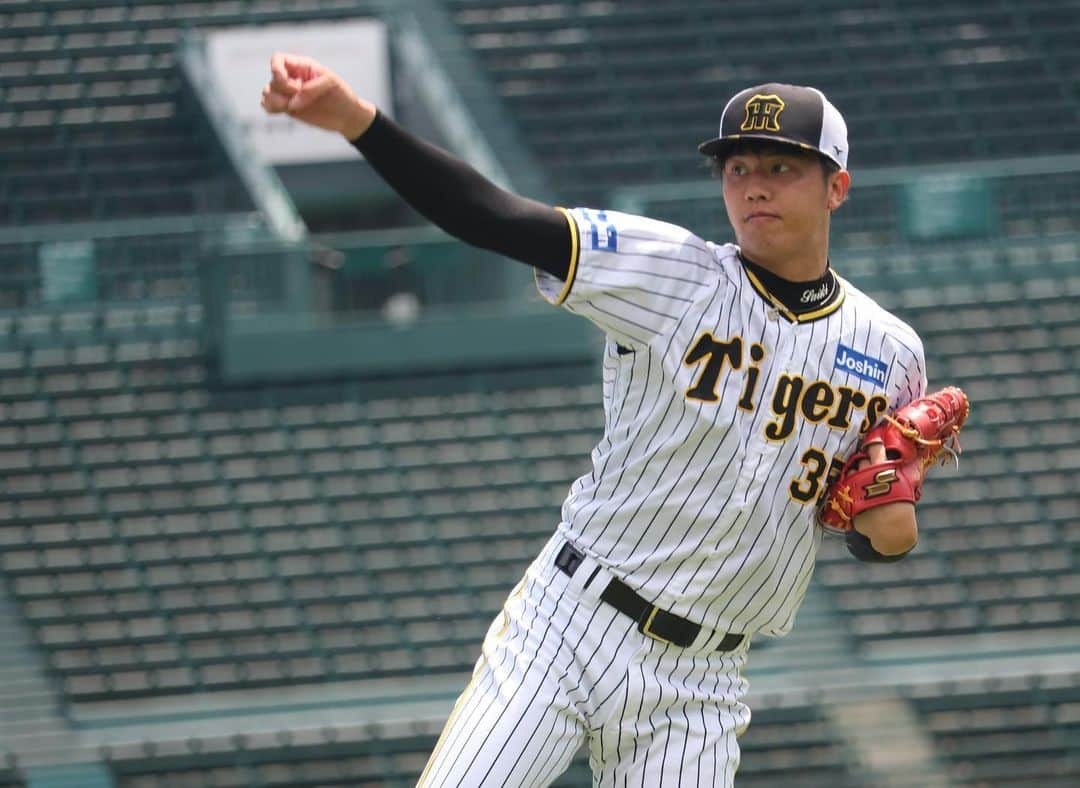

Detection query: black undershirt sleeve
xmin=846 ymin=529 xmax=914 ymax=563
xmin=350 ymin=111 xmax=571 ymax=281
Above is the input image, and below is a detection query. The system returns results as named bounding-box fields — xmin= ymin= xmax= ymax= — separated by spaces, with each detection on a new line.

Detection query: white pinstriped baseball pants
xmin=418 ymin=531 xmax=752 ymax=787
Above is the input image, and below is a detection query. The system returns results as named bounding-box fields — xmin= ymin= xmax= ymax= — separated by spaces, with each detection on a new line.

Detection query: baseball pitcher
xmin=261 ymin=54 xmax=968 ymax=787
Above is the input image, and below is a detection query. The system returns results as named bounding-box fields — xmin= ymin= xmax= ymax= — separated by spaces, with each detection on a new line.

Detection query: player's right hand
xmin=260 ymin=52 xmax=377 ymax=140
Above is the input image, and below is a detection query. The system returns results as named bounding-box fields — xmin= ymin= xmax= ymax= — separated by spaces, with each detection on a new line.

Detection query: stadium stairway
xmin=745 ymin=577 xmax=957 ymax=788
xmin=0 ymin=581 xmax=96 ymax=783
xmin=823 ymin=698 xmax=950 ymax=788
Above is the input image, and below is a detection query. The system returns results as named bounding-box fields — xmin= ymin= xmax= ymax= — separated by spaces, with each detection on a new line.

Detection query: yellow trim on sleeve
xmin=548 ymin=206 xmax=580 ymax=306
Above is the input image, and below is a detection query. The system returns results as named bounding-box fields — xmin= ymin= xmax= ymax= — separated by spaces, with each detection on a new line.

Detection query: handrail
xmin=0 ymin=213 xmax=254 ymax=247
xmin=390 ymin=0 xmax=554 ymax=204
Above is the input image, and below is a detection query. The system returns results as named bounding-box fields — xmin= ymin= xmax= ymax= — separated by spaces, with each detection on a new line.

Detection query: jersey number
xmin=789 ymin=448 xmax=845 ymax=503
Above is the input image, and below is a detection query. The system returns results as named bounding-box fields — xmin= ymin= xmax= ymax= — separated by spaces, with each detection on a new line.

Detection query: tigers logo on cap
xmin=698 ymin=83 xmax=849 ymax=169
xmin=741 ymin=94 xmax=785 ymax=133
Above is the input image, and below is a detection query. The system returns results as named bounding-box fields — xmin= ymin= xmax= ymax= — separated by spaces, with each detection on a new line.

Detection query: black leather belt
xmin=554 ymin=542 xmax=745 ymax=652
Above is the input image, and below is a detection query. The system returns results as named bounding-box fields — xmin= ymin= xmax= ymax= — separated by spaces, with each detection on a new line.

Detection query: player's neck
xmin=741 ymin=248 xmax=829 ymax=282
xmin=738 ymin=251 xmax=831 ymax=286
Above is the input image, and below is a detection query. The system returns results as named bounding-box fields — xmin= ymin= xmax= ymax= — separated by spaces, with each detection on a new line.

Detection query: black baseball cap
xmin=698 ymin=83 xmax=849 ymax=169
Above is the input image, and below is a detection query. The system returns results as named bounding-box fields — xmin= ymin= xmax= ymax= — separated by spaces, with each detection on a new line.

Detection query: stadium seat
xmin=0 ymin=301 xmax=607 ymax=699
xmin=100 ymin=698 xmax=865 ymax=787
xmin=8 ymin=240 xmax=1069 ymax=692
xmin=0 ymin=0 xmax=388 ymax=226
xmin=905 ymin=675 xmax=1080 ymax=786
xmin=813 ymin=251 xmax=1080 ymax=649
xmin=444 ymin=0 xmax=1080 ymax=208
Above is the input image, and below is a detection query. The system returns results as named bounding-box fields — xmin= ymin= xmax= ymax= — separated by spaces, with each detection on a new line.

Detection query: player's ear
xmin=827 ymin=170 xmax=851 ymax=211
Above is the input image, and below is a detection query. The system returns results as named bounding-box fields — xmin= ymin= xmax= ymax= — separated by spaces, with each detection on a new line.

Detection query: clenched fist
xmin=260 ymin=52 xmax=376 ymax=141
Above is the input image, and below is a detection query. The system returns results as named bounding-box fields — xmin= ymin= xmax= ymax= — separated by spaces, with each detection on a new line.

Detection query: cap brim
xmin=697 ymin=137 xmax=731 ymax=157
xmin=698 ymin=133 xmax=832 ymax=162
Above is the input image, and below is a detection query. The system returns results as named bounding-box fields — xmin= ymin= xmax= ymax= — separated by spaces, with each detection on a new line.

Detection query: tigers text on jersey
xmin=536 ymin=207 xmax=927 ymax=637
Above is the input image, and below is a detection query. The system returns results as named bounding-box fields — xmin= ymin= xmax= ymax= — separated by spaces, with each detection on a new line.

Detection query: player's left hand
xmin=818 ymin=386 xmax=970 ymax=535
xmin=847 ymin=442 xmax=917 ymax=555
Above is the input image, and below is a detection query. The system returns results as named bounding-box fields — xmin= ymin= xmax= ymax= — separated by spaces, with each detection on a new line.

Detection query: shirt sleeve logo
xmin=581 ymin=209 xmax=618 ymax=252
xmin=834 ymin=344 xmax=888 ymax=388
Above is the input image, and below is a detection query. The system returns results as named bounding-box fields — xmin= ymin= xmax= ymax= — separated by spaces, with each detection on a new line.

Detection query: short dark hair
xmin=708 ymin=139 xmax=840 ymax=180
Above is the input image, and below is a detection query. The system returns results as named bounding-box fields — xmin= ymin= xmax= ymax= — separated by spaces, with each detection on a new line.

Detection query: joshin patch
xmin=834 ymin=344 xmax=888 ymax=388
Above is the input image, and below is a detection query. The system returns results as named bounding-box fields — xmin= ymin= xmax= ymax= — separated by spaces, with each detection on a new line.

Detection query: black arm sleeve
xmin=350 ymin=111 xmax=571 ymax=281
xmin=846 ymin=529 xmax=914 ymax=563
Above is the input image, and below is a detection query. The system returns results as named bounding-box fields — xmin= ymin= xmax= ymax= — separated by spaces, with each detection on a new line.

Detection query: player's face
xmin=721 ymin=149 xmax=849 ymax=274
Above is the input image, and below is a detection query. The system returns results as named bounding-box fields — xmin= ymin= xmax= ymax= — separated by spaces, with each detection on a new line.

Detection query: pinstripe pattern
xmin=419 ymin=533 xmax=751 ymax=787
xmin=423 ymin=208 xmax=926 ymax=785
xmin=535 ymin=209 xmax=927 ymax=637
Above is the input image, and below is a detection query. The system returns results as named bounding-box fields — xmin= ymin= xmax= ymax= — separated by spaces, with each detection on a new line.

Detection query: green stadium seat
xmin=98 ymin=697 xmax=869 ymax=787
xmin=446 ymin=0 xmax=1080 ymax=207
xmin=0 ymin=0 xmax=387 ymax=225
xmin=814 ymin=252 xmax=1079 ymax=647
xmin=905 ymin=676 xmax=1080 ymax=786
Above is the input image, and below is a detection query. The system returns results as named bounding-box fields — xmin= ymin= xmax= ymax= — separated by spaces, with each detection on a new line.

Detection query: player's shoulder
xmin=706 ymin=242 xmax=746 ymax=287
xmin=565 ymin=207 xmax=730 ymax=266
xmin=564 ymin=207 xmax=698 ymax=244
xmin=839 ymin=275 xmax=924 ymax=357
xmin=562 ymin=208 xmax=746 ymax=295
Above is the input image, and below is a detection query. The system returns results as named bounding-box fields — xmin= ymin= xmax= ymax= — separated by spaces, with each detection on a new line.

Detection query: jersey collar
xmin=739 ymin=257 xmax=846 ymax=323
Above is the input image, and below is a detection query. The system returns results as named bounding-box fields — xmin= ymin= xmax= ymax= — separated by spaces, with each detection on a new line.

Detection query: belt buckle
xmin=640 ymin=606 xmax=677 ymax=646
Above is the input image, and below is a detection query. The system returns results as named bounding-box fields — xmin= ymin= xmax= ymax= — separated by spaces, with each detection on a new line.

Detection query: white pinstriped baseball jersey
xmin=536 ymin=207 xmax=927 ymax=637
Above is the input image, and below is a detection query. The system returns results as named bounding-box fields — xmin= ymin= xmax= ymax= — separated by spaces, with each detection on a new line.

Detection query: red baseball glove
xmin=818 ymin=386 xmax=970 ymax=534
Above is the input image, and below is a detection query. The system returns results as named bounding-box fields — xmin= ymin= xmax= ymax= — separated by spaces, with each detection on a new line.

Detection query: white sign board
xmin=206 ymin=19 xmax=390 ymax=164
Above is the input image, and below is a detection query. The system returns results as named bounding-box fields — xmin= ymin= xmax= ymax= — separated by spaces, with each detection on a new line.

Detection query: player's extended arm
xmin=260 ymin=53 xmax=570 ymax=279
